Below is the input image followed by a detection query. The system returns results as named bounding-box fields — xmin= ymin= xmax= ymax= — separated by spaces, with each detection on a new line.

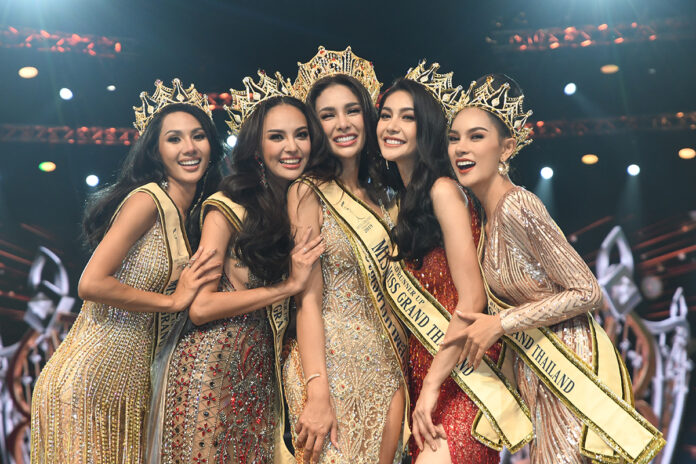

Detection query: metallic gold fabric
xmin=160 ymin=266 xmax=277 ymax=463
xmin=482 ymin=187 xmax=602 ymax=464
xmin=31 ymin=219 xmax=169 ymax=464
xmin=283 ymin=203 xmax=403 ymax=463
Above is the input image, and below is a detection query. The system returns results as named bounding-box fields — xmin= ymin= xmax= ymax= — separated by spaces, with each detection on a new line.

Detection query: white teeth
xmin=335 ymin=135 xmax=357 ymax=143
xmin=179 ymin=159 xmax=201 ymax=166
xmin=457 ymin=161 xmax=475 ymax=169
xmin=384 ymin=138 xmax=405 ymax=146
xmin=280 ymin=158 xmax=301 ymax=165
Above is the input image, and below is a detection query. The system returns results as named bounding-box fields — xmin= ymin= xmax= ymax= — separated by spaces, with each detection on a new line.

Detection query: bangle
xmin=305 ymin=373 xmax=321 ymax=387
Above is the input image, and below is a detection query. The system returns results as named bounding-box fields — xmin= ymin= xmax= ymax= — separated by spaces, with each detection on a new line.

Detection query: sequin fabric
xmin=283 ymin=202 xmax=404 ymax=464
xmin=406 ymin=198 xmax=500 ymax=464
xmin=160 ymin=255 xmax=277 ymax=463
xmin=482 ymin=187 xmax=601 ymax=464
xmin=31 ymin=218 xmax=169 ymax=464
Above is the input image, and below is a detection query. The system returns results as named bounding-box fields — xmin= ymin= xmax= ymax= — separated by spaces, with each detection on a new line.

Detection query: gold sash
xmin=115 ymin=183 xmax=192 ymax=464
xmin=478 ymin=228 xmax=665 ymax=463
xmin=202 ymin=191 xmax=294 ymax=464
xmin=304 ymin=179 xmax=533 ymax=452
xmin=111 ymin=182 xmax=192 ymax=359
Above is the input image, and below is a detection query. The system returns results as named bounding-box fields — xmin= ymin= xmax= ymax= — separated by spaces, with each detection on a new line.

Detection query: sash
xmin=477 ymin=228 xmax=665 ymax=463
xmin=304 ymin=179 xmax=533 ymax=452
xmin=114 ymin=183 xmax=191 ymax=464
xmin=202 ymin=191 xmax=294 ymax=464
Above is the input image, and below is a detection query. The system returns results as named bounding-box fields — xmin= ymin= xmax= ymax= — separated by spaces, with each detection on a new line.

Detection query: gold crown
xmin=294 ymin=46 xmax=382 ymax=103
xmin=223 ymin=70 xmax=295 ymax=135
xmin=404 ymin=60 xmax=463 ymax=113
xmin=449 ymin=75 xmax=533 ymax=156
xmin=133 ymin=78 xmax=212 ymax=135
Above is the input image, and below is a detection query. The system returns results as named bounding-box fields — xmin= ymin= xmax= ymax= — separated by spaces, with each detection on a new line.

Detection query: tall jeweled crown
xmin=404 ymin=60 xmax=463 ymax=113
xmin=449 ymin=75 xmax=533 ymax=156
xmin=133 ymin=78 xmax=212 ymax=135
xmin=294 ymin=46 xmax=382 ymax=103
xmin=224 ymin=70 xmax=295 ymax=135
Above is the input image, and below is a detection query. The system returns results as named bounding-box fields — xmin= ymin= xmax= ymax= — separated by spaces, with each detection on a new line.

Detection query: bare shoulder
xmin=114 ymin=191 xmax=158 ymax=224
xmin=430 ymin=177 xmax=467 ymax=206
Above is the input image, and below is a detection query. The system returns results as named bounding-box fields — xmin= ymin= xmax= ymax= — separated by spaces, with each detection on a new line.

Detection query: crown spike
xmin=293 ymin=46 xmax=382 ymax=103
xmin=132 ymin=78 xmax=211 ymax=135
xmin=403 ymin=60 xmax=463 ymax=114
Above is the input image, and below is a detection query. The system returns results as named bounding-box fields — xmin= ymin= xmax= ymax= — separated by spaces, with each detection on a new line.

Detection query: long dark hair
xmin=82 ymin=103 xmax=223 ymax=251
xmin=218 ymin=96 xmax=330 ymax=282
xmin=304 ymin=74 xmax=394 ymax=205
xmin=377 ymin=78 xmax=451 ymax=266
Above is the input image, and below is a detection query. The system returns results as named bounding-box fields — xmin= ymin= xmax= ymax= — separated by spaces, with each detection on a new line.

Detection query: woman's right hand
xmin=286 ymin=227 xmax=325 ymax=295
xmin=170 ymin=247 xmax=221 ymax=312
xmin=295 ymin=395 xmax=339 ymax=462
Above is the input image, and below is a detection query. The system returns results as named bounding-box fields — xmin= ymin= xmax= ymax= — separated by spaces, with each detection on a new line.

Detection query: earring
xmin=498 ymin=160 xmax=510 ymax=176
xmin=160 ymin=178 xmax=169 ymax=190
xmin=385 ymin=159 xmax=390 ymax=170
xmin=189 ymin=168 xmax=209 ymax=214
xmin=255 ymin=154 xmax=269 ymax=188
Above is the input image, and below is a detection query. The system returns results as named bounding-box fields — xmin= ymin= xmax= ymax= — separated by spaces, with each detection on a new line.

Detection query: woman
xmin=377 ymin=77 xmax=500 ymax=464
xmin=30 ymin=79 xmax=223 ymax=463
xmin=157 ymin=86 xmax=327 ymax=463
xmin=423 ymin=74 xmax=663 ymax=464
xmin=283 ymin=47 xmax=408 ymax=464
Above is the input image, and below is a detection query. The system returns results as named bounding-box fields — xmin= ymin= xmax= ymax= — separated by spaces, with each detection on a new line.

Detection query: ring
xmin=302 ymin=248 xmax=307 ymax=253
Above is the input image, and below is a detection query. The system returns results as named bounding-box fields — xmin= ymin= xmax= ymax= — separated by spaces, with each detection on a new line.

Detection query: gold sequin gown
xmin=160 ymin=258 xmax=277 ymax=463
xmin=481 ymin=187 xmax=603 ymax=464
xmin=283 ymin=202 xmax=404 ymax=464
xmin=31 ymin=218 xmax=169 ymax=464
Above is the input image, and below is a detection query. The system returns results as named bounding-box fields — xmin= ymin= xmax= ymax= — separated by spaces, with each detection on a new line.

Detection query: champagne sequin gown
xmin=481 ymin=187 xmax=603 ymax=464
xmin=283 ymin=201 xmax=404 ymax=464
xmin=160 ymin=252 xmax=277 ymax=463
xmin=406 ymin=200 xmax=500 ymax=464
xmin=31 ymin=218 xmax=170 ymax=464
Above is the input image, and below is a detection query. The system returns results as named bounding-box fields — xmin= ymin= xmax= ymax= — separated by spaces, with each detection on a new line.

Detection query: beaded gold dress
xmin=481 ymin=187 xmax=603 ymax=464
xmin=30 ymin=217 xmax=169 ymax=464
xmin=283 ymin=201 xmax=404 ymax=464
xmin=159 ymin=253 xmax=277 ymax=463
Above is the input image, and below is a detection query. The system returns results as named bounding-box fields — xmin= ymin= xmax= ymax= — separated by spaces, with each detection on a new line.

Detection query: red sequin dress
xmin=405 ymin=201 xmax=501 ymax=464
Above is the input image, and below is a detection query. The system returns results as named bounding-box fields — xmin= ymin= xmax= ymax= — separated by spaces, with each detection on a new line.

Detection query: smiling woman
xmin=29 ymin=79 xmax=223 ymax=464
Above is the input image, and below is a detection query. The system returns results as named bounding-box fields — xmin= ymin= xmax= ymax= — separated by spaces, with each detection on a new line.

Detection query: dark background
xmin=1 ymin=0 xmax=695 ymax=460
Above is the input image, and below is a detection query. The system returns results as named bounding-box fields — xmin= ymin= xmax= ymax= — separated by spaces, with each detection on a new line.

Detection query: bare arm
xmin=188 ymin=208 xmax=324 ymax=326
xmin=421 ymin=178 xmax=488 ymax=388
xmin=287 ymin=181 xmax=338 ymax=460
xmin=411 ymin=178 xmax=491 ymax=450
xmin=77 ymin=192 xmax=219 ymax=313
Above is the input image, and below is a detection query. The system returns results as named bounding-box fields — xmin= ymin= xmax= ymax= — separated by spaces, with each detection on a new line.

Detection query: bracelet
xmin=305 ymin=373 xmax=321 ymax=387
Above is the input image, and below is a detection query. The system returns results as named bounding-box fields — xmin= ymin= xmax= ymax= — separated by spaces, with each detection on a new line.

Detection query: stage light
xmin=582 ymin=154 xmax=598 ymax=165
xmin=59 ymin=88 xmax=73 ymax=100
xmin=679 ymin=148 xmax=696 ymax=159
xmin=226 ymin=134 xmax=237 ymax=147
xmin=106 ymin=85 xmax=116 ymax=91
xmin=86 ymin=175 xmax=99 ymax=187
xmin=564 ymin=83 xmax=577 ymax=95
xmin=19 ymin=66 xmax=38 ymax=79
xmin=39 ymin=161 xmax=56 ymax=172
xmin=540 ymin=167 xmax=554 ymax=179
xmin=601 ymin=64 xmax=619 ymax=74
xmin=627 ymin=164 xmax=640 ymax=176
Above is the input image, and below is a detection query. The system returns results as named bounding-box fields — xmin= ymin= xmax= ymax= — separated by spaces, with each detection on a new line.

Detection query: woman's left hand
xmin=411 ymin=381 xmax=447 ymax=452
xmin=442 ymin=312 xmax=504 ymax=369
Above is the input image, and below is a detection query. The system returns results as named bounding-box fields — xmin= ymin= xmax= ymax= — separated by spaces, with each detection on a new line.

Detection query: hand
xmin=412 ymin=380 xmax=447 ymax=452
xmin=286 ymin=227 xmax=325 ymax=294
xmin=444 ymin=312 xmax=503 ymax=369
xmin=170 ymin=248 xmax=221 ymax=312
xmin=295 ymin=396 xmax=339 ymax=462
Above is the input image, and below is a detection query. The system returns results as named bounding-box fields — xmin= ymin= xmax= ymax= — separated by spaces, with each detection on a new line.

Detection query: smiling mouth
xmin=178 ymin=158 xmax=201 ymax=167
xmin=456 ymin=160 xmax=475 ymax=172
xmin=333 ymin=134 xmax=357 ymax=146
xmin=280 ymin=158 xmax=302 ymax=168
xmin=383 ymin=137 xmax=405 ymax=146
